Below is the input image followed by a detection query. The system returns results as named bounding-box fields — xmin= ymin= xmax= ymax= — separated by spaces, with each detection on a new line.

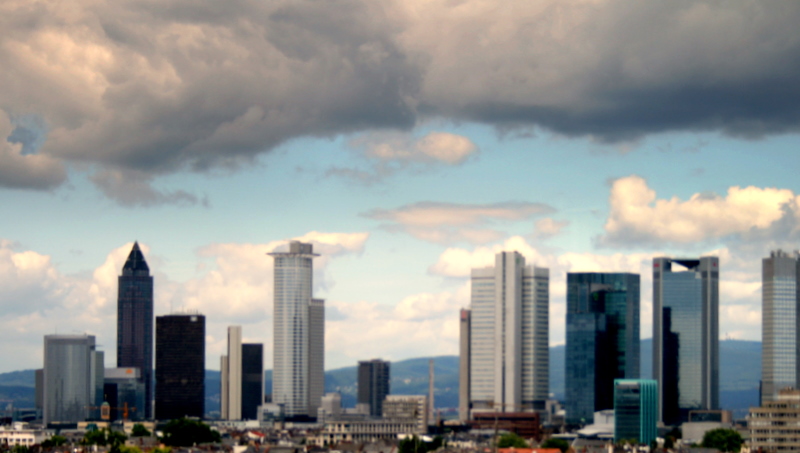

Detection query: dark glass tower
xmin=155 ymin=314 xmax=205 ymax=420
xmin=565 ymin=272 xmax=640 ymax=424
xmin=358 ymin=359 xmax=391 ymax=417
xmin=653 ymin=257 xmax=719 ymax=425
xmin=117 ymin=242 xmax=154 ymax=419
xmin=241 ymin=343 xmax=264 ymax=420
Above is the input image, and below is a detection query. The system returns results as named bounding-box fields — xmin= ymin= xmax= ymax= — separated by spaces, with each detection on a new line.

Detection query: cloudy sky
xmin=2 ymin=0 xmax=800 ymax=373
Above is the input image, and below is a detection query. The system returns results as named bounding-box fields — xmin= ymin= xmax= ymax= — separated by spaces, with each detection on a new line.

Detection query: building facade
xmin=43 ymin=335 xmax=104 ymax=425
xmin=241 ymin=343 xmax=264 ymax=420
xmin=750 ymin=388 xmax=800 ymax=451
xmin=103 ymin=368 xmax=145 ymax=421
xmin=653 ymin=257 xmax=719 ymax=424
xmin=358 ymin=359 xmax=391 ymax=418
xmin=458 ymin=308 xmax=471 ymax=422
xmin=614 ymin=379 xmax=657 ymax=445
xmin=383 ymin=395 xmax=428 ymax=433
xmin=468 ymin=251 xmax=549 ymax=415
xmin=762 ymin=250 xmax=800 ymax=404
xmin=566 ymin=273 xmax=640 ymax=424
xmin=270 ymin=241 xmax=325 ymax=419
xmin=221 ymin=326 xmax=242 ymax=420
xmin=155 ymin=314 xmax=205 ymax=420
xmin=117 ymin=242 xmax=154 ymax=419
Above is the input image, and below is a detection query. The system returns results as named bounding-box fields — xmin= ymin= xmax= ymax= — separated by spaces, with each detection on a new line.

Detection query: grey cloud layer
xmin=3 ymin=0 xmax=800 ymax=190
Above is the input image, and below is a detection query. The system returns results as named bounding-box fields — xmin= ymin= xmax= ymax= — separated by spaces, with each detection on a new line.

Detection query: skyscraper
xmin=269 ymin=241 xmax=325 ymax=419
xmin=614 ymin=379 xmax=658 ymax=445
xmin=458 ymin=308 xmax=471 ymax=422
xmin=221 ymin=326 xmax=242 ymax=420
xmin=155 ymin=313 xmax=205 ymax=420
xmin=467 ymin=251 xmax=549 ymax=415
xmin=653 ymin=257 xmax=719 ymax=425
xmin=43 ymin=334 xmax=104 ymax=424
xmin=117 ymin=242 xmax=153 ymax=419
xmin=761 ymin=250 xmax=800 ymax=403
xmin=241 ymin=343 xmax=264 ymax=420
xmin=358 ymin=359 xmax=391 ymax=417
xmin=566 ymin=273 xmax=640 ymax=424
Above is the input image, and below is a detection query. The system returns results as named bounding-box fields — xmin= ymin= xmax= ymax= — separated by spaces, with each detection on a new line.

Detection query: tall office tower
xmin=43 ymin=334 xmax=104 ymax=424
xmin=566 ymin=273 xmax=640 ymax=424
xmin=614 ymin=379 xmax=658 ymax=445
xmin=358 ymin=359 xmax=391 ymax=417
xmin=269 ymin=241 xmax=325 ymax=419
xmin=155 ymin=313 xmax=205 ymax=420
xmin=117 ymin=242 xmax=153 ymax=419
xmin=468 ymin=251 xmax=549 ymax=415
xmin=458 ymin=308 xmax=471 ymax=422
xmin=220 ymin=326 xmax=242 ymax=420
xmin=762 ymin=250 xmax=800 ymax=403
xmin=309 ymin=298 xmax=325 ymax=416
xmin=653 ymin=257 xmax=719 ymax=425
xmin=241 ymin=343 xmax=264 ymax=420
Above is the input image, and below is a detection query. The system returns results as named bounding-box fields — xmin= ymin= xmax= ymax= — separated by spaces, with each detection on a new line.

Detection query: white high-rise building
xmin=466 ymin=251 xmax=549 ymax=415
xmin=220 ymin=325 xmax=242 ymax=420
xmin=270 ymin=241 xmax=325 ymax=418
xmin=761 ymin=250 xmax=800 ymax=404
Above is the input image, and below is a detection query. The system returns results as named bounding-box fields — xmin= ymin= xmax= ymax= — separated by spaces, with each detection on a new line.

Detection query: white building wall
xmin=227 ymin=325 xmax=242 ymax=420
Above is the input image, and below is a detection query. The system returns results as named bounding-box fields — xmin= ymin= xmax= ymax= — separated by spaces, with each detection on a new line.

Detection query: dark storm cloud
xmin=2 ymin=0 xmax=800 ymax=196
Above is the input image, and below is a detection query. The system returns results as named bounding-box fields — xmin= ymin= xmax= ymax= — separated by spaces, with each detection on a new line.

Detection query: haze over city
xmin=1 ymin=1 xmax=800 ymax=374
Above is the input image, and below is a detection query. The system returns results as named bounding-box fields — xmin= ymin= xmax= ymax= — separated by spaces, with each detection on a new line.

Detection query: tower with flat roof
xmin=43 ymin=334 xmax=104 ymax=424
xmin=155 ymin=313 xmax=205 ymax=420
xmin=566 ymin=272 xmax=640 ymax=424
xmin=467 ymin=251 xmax=549 ymax=415
xmin=761 ymin=250 xmax=800 ymax=403
xmin=358 ymin=359 xmax=391 ymax=417
xmin=653 ymin=257 xmax=719 ymax=424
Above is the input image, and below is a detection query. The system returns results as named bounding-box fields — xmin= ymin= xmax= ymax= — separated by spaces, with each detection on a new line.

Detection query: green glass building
xmin=614 ymin=379 xmax=657 ymax=445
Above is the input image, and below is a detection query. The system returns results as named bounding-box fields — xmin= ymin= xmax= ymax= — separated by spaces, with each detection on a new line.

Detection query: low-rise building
xmin=750 ymin=388 xmax=800 ymax=451
xmin=0 ymin=422 xmax=53 ymax=447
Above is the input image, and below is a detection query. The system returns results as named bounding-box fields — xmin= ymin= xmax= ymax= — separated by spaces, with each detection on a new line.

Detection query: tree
xmin=498 ymin=433 xmax=530 ymax=449
xmin=701 ymin=428 xmax=743 ymax=453
xmin=399 ymin=436 xmax=425 ymax=453
xmin=541 ymin=438 xmax=570 ymax=453
xmin=81 ymin=428 xmax=128 ymax=452
xmin=41 ymin=435 xmax=68 ymax=448
xmin=116 ymin=446 xmax=143 ymax=453
xmin=130 ymin=424 xmax=151 ymax=437
xmin=160 ymin=418 xmax=221 ymax=447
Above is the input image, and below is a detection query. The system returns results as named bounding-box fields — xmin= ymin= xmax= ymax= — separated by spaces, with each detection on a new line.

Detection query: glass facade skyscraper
xmin=565 ymin=273 xmax=639 ymax=424
xmin=761 ymin=250 xmax=800 ymax=403
xmin=467 ymin=251 xmax=549 ymax=415
xmin=43 ymin=334 xmax=104 ymax=424
xmin=270 ymin=241 xmax=325 ymax=419
xmin=653 ymin=257 xmax=719 ymax=425
xmin=241 ymin=343 xmax=264 ymax=420
xmin=117 ymin=242 xmax=153 ymax=419
xmin=614 ymin=379 xmax=658 ymax=445
xmin=358 ymin=359 xmax=391 ymax=417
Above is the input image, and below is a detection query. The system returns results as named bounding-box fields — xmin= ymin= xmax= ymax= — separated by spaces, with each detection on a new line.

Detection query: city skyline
xmin=2 ymin=2 xmax=800 ymax=375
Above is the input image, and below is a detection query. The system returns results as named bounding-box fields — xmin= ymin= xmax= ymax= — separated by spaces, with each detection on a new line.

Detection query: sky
xmin=1 ymin=0 xmax=800 ymax=373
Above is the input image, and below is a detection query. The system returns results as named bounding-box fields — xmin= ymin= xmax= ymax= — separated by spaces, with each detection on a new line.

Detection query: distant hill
xmin=0 ymin=340 xmax=761 ymax=418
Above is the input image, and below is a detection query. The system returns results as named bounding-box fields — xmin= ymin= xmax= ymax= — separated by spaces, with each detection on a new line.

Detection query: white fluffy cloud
xmin=356 ymin=131 xmax=477 ymax=165
xmin=364 ymin=201 xmax=554 ymax=244
xmin=601 ymin=175 xmax=800 ymax=246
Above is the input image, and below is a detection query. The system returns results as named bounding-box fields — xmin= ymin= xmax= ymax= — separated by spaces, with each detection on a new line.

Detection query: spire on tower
xmin=122 ymin=241 xmax=150 ymax=275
